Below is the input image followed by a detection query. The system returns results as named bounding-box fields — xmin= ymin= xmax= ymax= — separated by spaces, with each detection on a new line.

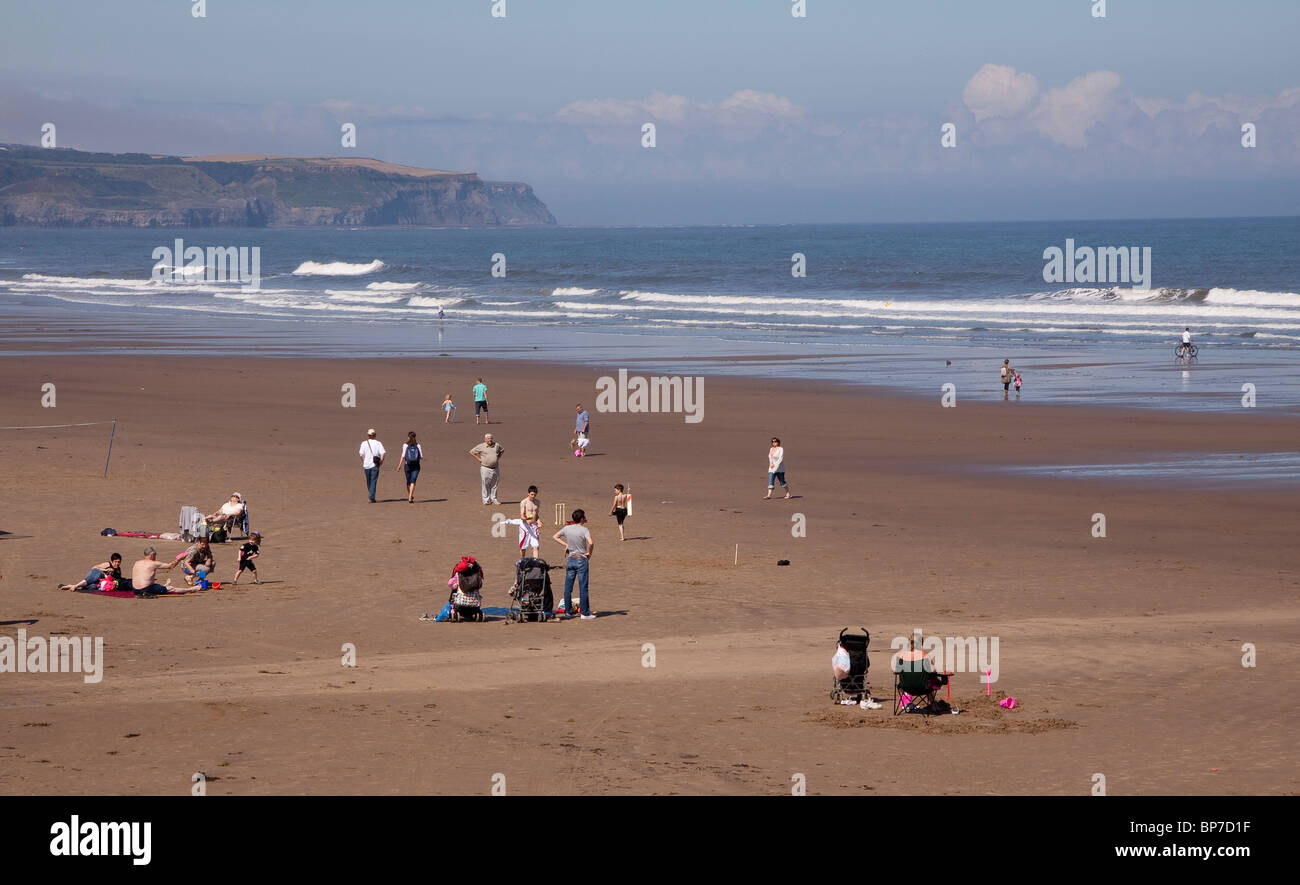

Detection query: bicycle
xmin=1175 ymin=342 xmax=1198 ymax=359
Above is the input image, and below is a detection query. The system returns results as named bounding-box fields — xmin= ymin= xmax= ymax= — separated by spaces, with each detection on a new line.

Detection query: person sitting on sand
xmin=206 ymin=492 xmax=245 ymax=530
xmin=130 ymin=547 xmax=188 ymax=596
xmin=897 ymin=637 xmax=949 ymax=691
xmin=178 ymin=538 xmax=216 ymax=586
xmin=58 ymin=553 xmax=123 ymax=592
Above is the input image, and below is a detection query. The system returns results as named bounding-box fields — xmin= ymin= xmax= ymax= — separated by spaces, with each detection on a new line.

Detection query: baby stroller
xmin=448 ymin=556 xmax=486 ymax=622
xmin=830 ymin=627 xmax=871 ymax=704
xmin=507 ymin=557 xmax=554 ymax=623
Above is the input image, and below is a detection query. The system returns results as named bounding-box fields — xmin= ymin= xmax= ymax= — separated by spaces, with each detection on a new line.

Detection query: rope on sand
xmin=0 ymin=421 xmax=115 ymax=429
xmin=0 ymin=419 xmax=119 ymax=477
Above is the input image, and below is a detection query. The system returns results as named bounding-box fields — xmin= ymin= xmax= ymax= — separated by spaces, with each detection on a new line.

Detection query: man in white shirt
xmin=359 ymin=429 xmax=386 ymax=503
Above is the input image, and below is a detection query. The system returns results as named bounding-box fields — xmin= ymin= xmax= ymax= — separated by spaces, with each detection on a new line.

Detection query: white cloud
xmin=962 ymin=63 xmax=1039 ymax=122
xmin=1029 ymin=70 xmax=1124 ymax=148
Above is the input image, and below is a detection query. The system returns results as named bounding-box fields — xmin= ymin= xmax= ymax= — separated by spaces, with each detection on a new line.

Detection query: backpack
xmin=406 ymin=444 xmax=421 ymax=466
xmin=455 ymin=557 xmax=483 ymax=592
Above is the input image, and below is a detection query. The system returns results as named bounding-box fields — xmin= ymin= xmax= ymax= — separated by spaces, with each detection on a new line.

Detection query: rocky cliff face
xmin=0 ymin=145 xmax=557 ymax=228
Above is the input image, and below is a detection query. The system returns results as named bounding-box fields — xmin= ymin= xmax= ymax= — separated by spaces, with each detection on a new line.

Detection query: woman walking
xmin=397 ymin=431 xmax=424 ymax=504
xmin=766 ymin=438 xmax=790 ymax=499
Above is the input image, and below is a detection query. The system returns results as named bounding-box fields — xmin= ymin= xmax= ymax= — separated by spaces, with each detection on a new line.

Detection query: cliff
xmin=0 ymin=145 xmax=557 ymax=227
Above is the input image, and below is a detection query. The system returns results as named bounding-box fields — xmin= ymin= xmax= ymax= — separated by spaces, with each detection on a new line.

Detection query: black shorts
xmin=238 ymin=559 xmax=257 ymax=572
xmin=612 ymin=508 xmax=627 ymax=524
xmin=475 ymin=400 xmax=489 ymax=414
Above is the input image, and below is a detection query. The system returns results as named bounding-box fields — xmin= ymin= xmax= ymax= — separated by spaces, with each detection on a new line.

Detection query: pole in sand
xmin=555 ymin=502 xmax=566 ymax=525
xmin=103 ymin=418 xmax=117 ymax=478
xmin=734 ymin=543 xmax=738 ymax=566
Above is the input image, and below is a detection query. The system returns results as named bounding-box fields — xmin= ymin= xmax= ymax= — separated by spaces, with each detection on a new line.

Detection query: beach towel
xmin=110 ymin=531 xmax=167 ymax=539
xmin=75 ymin=587 xmax=139 ymax=599
xmin=503 ymin=518 xmax=540 ymax=551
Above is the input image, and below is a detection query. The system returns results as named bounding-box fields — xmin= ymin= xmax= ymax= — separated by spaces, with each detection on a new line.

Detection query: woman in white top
xmin=206 ymin=492 xmax=245 ymax=528
xmin=766 ymin=438 xmax=790 ymax=499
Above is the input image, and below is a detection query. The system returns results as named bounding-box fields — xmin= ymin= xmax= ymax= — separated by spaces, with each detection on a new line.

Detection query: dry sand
xmin=1 ymin=355 xmax=1297 ymax=795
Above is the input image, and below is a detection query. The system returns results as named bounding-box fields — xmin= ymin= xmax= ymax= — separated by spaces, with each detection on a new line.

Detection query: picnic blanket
xmin=74 ymin=587 xmax=138 ymax=599
xmin=100 ymin=530 xmax=182 ymax=540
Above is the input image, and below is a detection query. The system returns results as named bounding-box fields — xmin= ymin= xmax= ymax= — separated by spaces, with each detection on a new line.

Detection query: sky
xmin=2 ymin=0 xmax=1298 ymax=225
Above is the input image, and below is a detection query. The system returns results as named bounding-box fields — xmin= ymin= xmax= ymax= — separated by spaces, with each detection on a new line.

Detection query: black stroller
xmin=830 ymin=627 xmax=871 ymax=704
xmin=506 ymin=557 xmax=554 ymax=623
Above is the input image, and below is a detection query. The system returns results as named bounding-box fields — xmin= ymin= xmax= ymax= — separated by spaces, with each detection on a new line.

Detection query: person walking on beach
xmin=469 ymin=433 xmax=504 ymax=505
xmin=766 ymin=438 xmax=790 ymax=499
xmin=473 ymin=378 xmax=490 ymax=425
xmin=1000 ymin=359 xmax=1015 ymax=398
xmin=1014 ymin=372 xmax=1023 ymax=396
xmin=359 ymin=428 xmax=386 ymax=503
xmin=574 ymin=403 xmax=590 ymax=457
xmin=397 ymin=431 xmax=423 ymax=504
xmin=442 ymin=393 xmax=456 ymax=424
xmin=610 ymin=484 xmax=630 ymax=541
xmin=552 ymin=509 xmax=595 ymax=620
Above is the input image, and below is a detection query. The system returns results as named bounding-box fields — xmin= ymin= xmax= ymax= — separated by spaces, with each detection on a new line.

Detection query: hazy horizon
xmin=2 ymin=0 xmax=1297 ymax=225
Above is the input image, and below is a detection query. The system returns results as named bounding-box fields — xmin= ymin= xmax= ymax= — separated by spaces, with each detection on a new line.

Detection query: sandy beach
xmin=1 ymin=354 xmax=1297 ymax=795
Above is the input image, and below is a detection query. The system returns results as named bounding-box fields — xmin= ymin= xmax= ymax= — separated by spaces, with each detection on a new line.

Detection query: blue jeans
xmin=768 ymin=471 xmax=787 ymax=488
xmin=563 ymin=555 xmax=590 ymax=616
xmin=364 ymin=466 xmax=380 ymax=501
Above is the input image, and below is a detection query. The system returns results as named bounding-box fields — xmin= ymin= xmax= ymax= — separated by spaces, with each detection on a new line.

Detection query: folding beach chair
xmin=893 ymin=656 xmax=949 ymax=716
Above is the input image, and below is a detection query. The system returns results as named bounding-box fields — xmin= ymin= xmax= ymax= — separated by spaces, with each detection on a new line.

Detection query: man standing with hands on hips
xmin=469 ymin=433 xmax=504 ymax=505
xmin=359 ymin=428 xmax=386 ymax=503
xmin=552 ymin=509 xmax=595 ymax=619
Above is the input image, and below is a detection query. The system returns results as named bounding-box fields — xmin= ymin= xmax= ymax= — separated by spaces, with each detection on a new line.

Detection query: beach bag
xmin=457 ymin=568 xmax=483 ymax=593
xmin=832 ymin=646 xmax=852 ymax=680
xmin=97 ymin=575 xmax=118 ymax=592
xmin=209 ymin=526 xmax=228 ymax=544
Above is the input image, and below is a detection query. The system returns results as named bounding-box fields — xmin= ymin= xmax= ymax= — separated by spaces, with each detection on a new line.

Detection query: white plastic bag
xmin=832 ymin=645 xmax=851 ymax=680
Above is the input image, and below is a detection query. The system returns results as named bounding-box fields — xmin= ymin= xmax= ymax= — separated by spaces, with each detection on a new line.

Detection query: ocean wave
xmin=552 ymin=287 xmax=601 ymax=296
xmin=325 ymin=290 xmax=406 ymax=304
xmin=365 ymin=281 xmax=421 ymax=292
xmin=291 ymin=260 xmax=386 ymax=276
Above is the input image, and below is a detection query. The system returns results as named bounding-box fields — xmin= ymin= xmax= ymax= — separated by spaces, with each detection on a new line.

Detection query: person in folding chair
xmin=893 ymin=636 xmax=950 ymax=716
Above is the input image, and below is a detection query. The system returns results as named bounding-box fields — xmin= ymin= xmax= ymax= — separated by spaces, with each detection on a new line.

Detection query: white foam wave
xmin=1204 ymin=288 xmax=1300 ymax=307
xmin=292 ymin=260 xmax=386 ymax=276
xmin=325 ymin=290 xmax=406 ymax=304
xmin=365 ymin=281 xmax=420 ymax=292
xmin=552 ymin=287 xmax=600 ymax=296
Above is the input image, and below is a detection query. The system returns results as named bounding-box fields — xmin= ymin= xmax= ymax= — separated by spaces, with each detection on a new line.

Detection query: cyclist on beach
xmin=1178 ymin=327 xmax=1195 ymax=357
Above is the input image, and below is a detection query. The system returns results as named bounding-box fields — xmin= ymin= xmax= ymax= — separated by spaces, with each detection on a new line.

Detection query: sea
xmin=2 ymin=217 xmax=1298 ymax=414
